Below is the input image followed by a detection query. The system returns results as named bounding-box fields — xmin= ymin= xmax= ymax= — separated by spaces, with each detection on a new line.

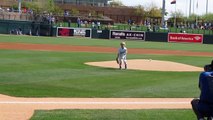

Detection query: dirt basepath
xmin=0 ymin=42 xmax=209 ymax=120
xmin=0 ymin=42 xmax=213 ymax=57
xmin=0 ymin=94 xmax=193 ymax=120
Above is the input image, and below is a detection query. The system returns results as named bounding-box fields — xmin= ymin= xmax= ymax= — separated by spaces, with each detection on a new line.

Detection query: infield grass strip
xmin=30 ymin=109 xmax=195 ymax=120
xmin=0 ymin=50 xmax=211 ymax=97
xmin=0 ymin=35 xmax=212 ymax=52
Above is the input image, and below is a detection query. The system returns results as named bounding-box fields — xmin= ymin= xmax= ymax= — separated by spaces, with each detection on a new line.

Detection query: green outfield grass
xmin=0 ymin=49 xmax=211 ymax=98
xmin=30 ymin=109 xmax=195 ymax=120
xmin=0 ymin=35 xmax=212 ymax=97
xmin=0 ymin=35 xmax=208 ymax=119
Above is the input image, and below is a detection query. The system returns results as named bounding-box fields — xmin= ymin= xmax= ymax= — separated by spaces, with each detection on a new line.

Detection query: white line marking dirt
xmin=0 ymin=101 xmax=189 ymax=105
xmin=0 ymin=94 xmax=193 ymax=120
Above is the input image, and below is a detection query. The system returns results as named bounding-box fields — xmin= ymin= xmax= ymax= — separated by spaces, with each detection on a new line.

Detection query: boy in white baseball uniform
xmin=117 ymin=42 xmax=127 ymax=69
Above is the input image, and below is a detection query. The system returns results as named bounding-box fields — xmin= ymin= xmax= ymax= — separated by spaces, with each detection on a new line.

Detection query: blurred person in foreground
xmin=191 ymin=60 xmax=213 ymax=120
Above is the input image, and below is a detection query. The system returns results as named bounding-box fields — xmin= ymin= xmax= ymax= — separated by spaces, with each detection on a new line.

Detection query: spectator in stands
xmin=97 ymin=21 xmax=101 ymax=29
xmin=191 ymin=23 xmax=195 ymax=29
xmin=144 ymin=20 xmax=147 ymax=26
xmin=128 ymin=19 xmax=132 ymax=25
xmin=88 ymin=13 xmax=91 ymax=18
xmin=23 ymin=8 xmax=27 ymax=13
xmin=204 ymin=23 xmax=207 ymax=29
xmin=7 ymin=8 xmax=10 ymax=12
xmin=68 ymin=19 xmax=71 ymax=27
xmin=64 ymin=10 xmax=69 ymax=17
xmin=153 ymin=23 xmax=156 ymax=32
xmin=29 ymin=9 xmax=33 ymax=15
xmin=128 ymin=19 xmax=132 ymax=30
xmin=51 ymin=16 xmax=55 ymax=24
xmin=81 ymin=20 xmax=83 ymax=27
xmin=92 ymin=21 xmax=95 ymax=28
xmin=84 ymin=20 xmax=88 ymax=28
xmin=77 ymin=17 xmax=81 ymax=28
xmin=147 ymin=22 xmax=151 ymax=32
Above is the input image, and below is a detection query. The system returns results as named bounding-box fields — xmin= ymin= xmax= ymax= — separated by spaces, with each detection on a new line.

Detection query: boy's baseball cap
xmin=120 ymin=42 xmax=126 ymax=45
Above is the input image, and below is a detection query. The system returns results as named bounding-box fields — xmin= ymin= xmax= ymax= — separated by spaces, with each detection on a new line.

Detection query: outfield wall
xmin=0 ymin=20 xmax=32 ymax=34
xmin=0 ymin=20 xmax=212 ymax=44
xmin=0 ymin=20 xmax=52 ymax=36
xmin=92 ymin=29 xmax=110 ymax=39
xmin=145 ymin=32 xmax=168 ymax=42
xmin=203 ymin=35 xmax=213 ymax=44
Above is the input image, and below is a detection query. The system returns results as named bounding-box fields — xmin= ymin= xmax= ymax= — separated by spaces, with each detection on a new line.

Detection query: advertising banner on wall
xmin=168 ymin=33 xmax=203 ymax=43
xmin=57 ymin=27 xmax=73 ymax=36
xmin=57 ymin=27 xmax=91 ymax=37
xmin=110 ymin=30 xmax=145 ymax=40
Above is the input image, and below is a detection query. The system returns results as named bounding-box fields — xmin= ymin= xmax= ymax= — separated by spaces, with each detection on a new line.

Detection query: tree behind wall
xmin=187 ymin=14 xmax=198 ymax=23
xmin=202 ymin=13 xmax=213 ymax=22
xmin=134 ymin=5 xmax=145 ymax=16
xmin=170 ymin=10 xmax=184 ymax=23
xmin=109 ymin=0 xmax=124 ymax=7
xmin=24 ymin=0 xmax=62 ymax=15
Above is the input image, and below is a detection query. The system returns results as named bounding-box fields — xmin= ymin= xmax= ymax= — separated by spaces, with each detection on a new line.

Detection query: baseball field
xmin=0 ymin=35 xmax=213 ymax=120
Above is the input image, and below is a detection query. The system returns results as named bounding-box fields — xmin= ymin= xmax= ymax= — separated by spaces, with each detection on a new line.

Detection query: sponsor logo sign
xmin=73 ymin=28 xmax=89 ymax=36
xmin=58 ymin=28 xmax=73 ymax=36
xmin=110 ymin=30 xmax=145 ymax=40
xmin=168 ymin=33 xmax=203 ymax=43
xmin=57 ymin=27 xmax=91 ymax=37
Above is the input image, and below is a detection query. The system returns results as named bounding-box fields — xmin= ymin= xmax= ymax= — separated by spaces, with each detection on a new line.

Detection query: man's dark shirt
xmin=199 ymin=72 xmax=213 ymax=104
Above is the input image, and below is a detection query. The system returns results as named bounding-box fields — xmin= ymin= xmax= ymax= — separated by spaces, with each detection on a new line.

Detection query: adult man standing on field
xmin=191 ymin=60 xmax=213 ymax=120
xmin=116 ymin=42 xmax=127 ymax=70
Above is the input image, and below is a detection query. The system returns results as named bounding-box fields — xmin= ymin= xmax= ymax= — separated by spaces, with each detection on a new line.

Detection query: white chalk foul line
xmin=0 ymin=101 xmax=189 ymax=105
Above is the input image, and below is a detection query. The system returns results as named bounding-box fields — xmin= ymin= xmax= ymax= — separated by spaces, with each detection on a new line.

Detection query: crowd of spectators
xmin=197 ymin=22 xmax=213 ymax=30
xmin=1 ymin=5 xmax=213 ymax=34
xmin=75 ymin=17 xmax=102 ymax=29
xmin=0 ymin=6 xmax=33 ymax=14
xmin=172 ymin=22 xmax=213 ymax=31
xmin=41 ymin=14 xmax=56 ymax=24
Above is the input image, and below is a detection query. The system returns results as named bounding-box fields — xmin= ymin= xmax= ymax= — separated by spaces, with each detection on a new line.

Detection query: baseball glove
xmin=116 ymin=57 xmax=119 ymax=64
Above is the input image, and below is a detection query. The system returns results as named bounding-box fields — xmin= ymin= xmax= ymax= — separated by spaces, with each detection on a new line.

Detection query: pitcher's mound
xmin=85 ymin=59 xmax=203 ymax=72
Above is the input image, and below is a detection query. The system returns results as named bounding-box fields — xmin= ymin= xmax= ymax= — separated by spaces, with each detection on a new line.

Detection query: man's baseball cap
xmin=211 ymin=60 xmax=213 ymax=66
xmin=204 ymin=60 xmax=213 ymax=71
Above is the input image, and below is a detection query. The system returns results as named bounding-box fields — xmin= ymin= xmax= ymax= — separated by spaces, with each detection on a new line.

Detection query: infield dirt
xmin=0 ymin=94 xmax=193 ymax=120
